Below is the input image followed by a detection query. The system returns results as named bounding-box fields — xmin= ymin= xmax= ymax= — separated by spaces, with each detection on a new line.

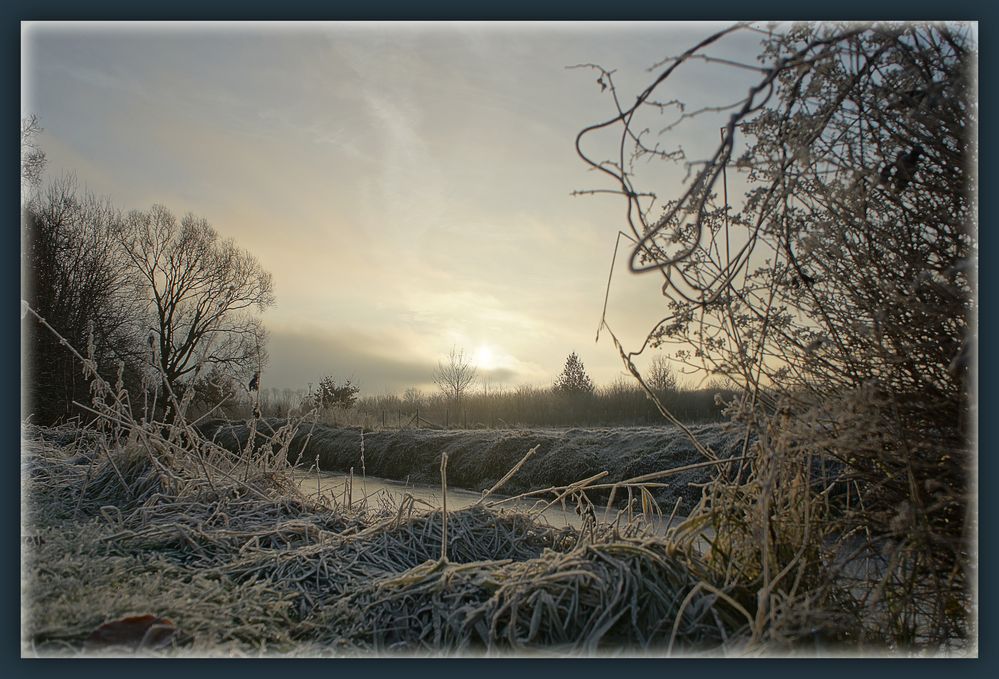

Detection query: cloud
xmin=265 ymin=325 xmax=432 ymax=393
xmin=265 ymin=320 xmax=536 ymax=396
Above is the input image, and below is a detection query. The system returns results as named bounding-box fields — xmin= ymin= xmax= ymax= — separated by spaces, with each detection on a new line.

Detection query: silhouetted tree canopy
xmin=21 ymin=117 xmax=277 ymax=424
xmin=22 ymin=177 xmax=144 ymax=423
xmin=20 ymin=115 xmax=46 ymax=193
xmin=434 ymin=347 xmax=477 ymax=412
xmin=647 ymin=355 xmax=678 ymax=394
xmin=120 ymin=205 xmax=275 ymax=398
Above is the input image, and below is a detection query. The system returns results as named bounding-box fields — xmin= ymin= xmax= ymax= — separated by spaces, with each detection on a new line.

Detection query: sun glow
xmin=474 ymin=345 xmax=496 ymax=371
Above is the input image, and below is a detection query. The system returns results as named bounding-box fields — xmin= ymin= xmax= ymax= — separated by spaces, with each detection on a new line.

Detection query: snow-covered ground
xmin=204 ymin=421 xmax=748 ymax=516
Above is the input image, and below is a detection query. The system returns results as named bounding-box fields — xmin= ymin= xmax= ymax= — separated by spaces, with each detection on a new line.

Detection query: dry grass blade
xmin=475 ymin=445 xmax=539 ymax=506
xmin=440 ymin=452 xmax=449 ymax=562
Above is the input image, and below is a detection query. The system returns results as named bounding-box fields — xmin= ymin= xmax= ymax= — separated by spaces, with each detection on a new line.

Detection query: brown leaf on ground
xmin=84 ymin=614 xmax=177 ymax=651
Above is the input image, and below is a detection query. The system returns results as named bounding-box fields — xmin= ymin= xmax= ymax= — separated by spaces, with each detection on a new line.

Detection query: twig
xmin=475 ymin=445 xmax=539 ymax=506
xmin=440 ymin=453 xmax=449 ymax=563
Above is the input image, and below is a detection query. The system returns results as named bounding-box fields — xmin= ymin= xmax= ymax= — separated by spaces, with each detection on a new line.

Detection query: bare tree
xmin=403 ymin=387 xmax=425 ymax=411
xmin=119 ymin=205 xmax=275 ymax=398
xmin=433 ymin=347 xmax=477 ymax=414
xmin=647 ymin=354 xmax=678 ymax=394
xmin=21 ymin=115 xmax=46 ymax=197
xmin=22 ymin=177 xmax=145 ymax=423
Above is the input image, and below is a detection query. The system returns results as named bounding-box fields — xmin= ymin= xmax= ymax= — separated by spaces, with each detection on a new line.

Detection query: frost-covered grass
xmin=22 ymin=428 xmax=748 ymax=657
xmin=201 ymin=420 xmax=748 ymax=517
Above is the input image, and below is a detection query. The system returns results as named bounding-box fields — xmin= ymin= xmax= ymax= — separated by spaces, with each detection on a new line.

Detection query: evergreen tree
xmin=312 ymin=376 xmax=360 ymax=411
xmin=553 ymin=352 xmax=594 ymax=395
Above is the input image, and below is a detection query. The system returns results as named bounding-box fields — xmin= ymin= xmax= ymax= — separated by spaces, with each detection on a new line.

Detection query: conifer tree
xmin=553 ymin=352 xmax=594 ymax=395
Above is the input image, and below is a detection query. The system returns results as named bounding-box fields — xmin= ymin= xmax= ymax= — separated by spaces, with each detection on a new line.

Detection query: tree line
xmin=196 ymin=350 xmax=729 ymax=428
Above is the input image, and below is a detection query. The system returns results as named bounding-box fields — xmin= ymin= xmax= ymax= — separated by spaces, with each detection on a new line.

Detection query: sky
xmin=22 ymin=21 xmax=764 ymax=395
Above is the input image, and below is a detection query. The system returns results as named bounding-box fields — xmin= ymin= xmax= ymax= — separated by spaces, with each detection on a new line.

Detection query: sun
xmin=474 ymin=345 xmax=496 ymax=370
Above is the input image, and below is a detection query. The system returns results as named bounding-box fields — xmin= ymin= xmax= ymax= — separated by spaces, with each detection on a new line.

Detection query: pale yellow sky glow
xmin=22 ymin=21 xmax=762 ymax=394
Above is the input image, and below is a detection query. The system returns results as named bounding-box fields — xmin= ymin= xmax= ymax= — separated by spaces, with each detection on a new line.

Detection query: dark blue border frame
xmin=5 ymin=1 xmax=991 ymax=677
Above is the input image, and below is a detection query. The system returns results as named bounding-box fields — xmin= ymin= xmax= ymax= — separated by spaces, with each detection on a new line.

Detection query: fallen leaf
xmin=84 ymin=614 xmax=177 ymax=651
